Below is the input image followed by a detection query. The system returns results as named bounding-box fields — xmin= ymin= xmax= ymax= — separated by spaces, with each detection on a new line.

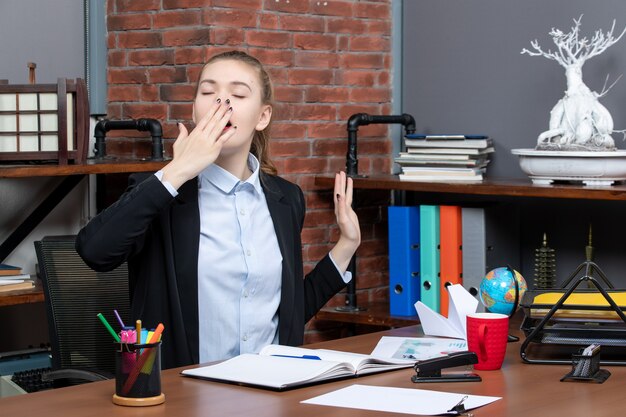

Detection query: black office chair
xmin=34 ymin=235 xmax=131 ymax=385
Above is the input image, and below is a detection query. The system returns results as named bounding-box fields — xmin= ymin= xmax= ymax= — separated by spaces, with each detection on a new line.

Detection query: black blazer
xmin=76 ymin=172 xmax=347 ymax=369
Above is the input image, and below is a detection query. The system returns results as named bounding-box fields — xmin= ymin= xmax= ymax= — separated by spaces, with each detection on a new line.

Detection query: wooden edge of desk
xmin=0 ymin=280 xmax=44 ymax=307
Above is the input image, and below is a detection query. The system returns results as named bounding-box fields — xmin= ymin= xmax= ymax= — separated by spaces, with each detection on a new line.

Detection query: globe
xmin=479 ymin=267 xmax=528 ymax=315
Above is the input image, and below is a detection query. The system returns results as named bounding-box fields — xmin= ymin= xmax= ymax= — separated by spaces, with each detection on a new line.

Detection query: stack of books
xmin=0 ymin=264 xmax=34 ymax=292
xmin=395 ymin=134 xmax=494 ymax=182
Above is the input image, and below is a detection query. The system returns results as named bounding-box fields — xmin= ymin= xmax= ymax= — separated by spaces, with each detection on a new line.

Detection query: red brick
xmin=304 ymin=192 xmax=333 ymax=210
xmin=357 ymin=239 xmax=389 ymax=257
xmin=339 ymin=54 xmax=383 ymax=69
xmin=338 ymin=35 xmax=349 ymax=51
xmin=160 ymin=84 xmax=196 ymax=101
xmin=175 ymin=47 xmax=206 ymax=64
xmin=108 ymin=51 xmax=127 ymax=67
xmin=310 ymin=0 xmax=353 ymax=17
xmin=349 ymin=87 xmax=390 ymax=103
xmin=360 ymin=139 xmax=391 ymax=155
xmin=307 ymin=122 xmax=345 ymax=139
xmin=169 ymin=103 xmax=193 ymax=120
xmin=350 ymin=36 xmax=390 ymax=52
xmin=313 ymin=139 xmax=347 ymax=156
xmin=280 ymin=15 xmax=324 ymax=32
xmin=263 ymin=0 xmax=308 ymax=13
xmin=122 ymin=103 xmax=167 ymax=120
xmin=284 ymin=157 xmax=329 ymax=174
xmin=377 ymin=71 xmax=390 ymax=86
xmin=129 ymin=49 xmax=176 ymax=66
xmin=292 ymin=104 xmax=336 ymax=121
xmin=288 ymin=69 xmax=333 ymax=85
xmin=354 ymin=2 xmax=390 ymax=19
xmin=186 ymin=65 xmax=205 ymax=83
xmin=212 ymin=0 xmax=262 ymax=7
xmin=338 ymin=104 xmax=380 ymax=120
xmin=274 ymin=85 xmax=303 ymax=103
xmin=267 ymin=67 xmax=288 ymax=85
xmin=271 ymin=102 xmax=293 ymax=121
xmin=107 ymin=13 xmax=152 ymax=31
xmin=204 ymin=8 xmax=257 ymax=28
xmin=305 ymin=86 xmax=349 ymax=103
xmin=245 ymin=31 xmax=291 ymax=48
xmin=355 ymin=124 xmax=388 ymax=138
xmin=293 ymin=33 xmax=336 ymax=51
xmin=367 ymin=20 xmax=392 ymax=36
xmin=115 ymin=0 xmax=160 ymax=12
xmin=248 ymin=48 xmax=294 ymax=68
xmin=148 ymin=67 xmax=188 ymax=83
xmin=212 ymin=27 xmax=246 ymax=45
xmin=118 ymin=32 xmax=162 ymax=49
xmin=327 ymin=18 xmax=367 ymax=34
xmin=294 ymin=52 xmax=338 ymax=68
xmin=106 ymin=103 xmax=122 ymax=119
xmin=306 ymin=244 xmax=333 ymax=261
xmin=141 ymin=84 xmax=159 ymax=101
xmin=337 ymin=70 xmax=377 ymax=86
xmin=108 ymin=85 xmax=141 ymax=102
xmin=107 ymin=33 xmax=116 ymax=49
xmin=162 ymin=0 xmax=206 ymax=8
xmin=303 ymin=208 xmax=336 ymax=226
xmin=162 ymin=28 xmax=211 ymax=46
xmin=153 ymin=10 xmax=201 ymax=28
xmin=108 ymin=68 xmax=148 ymax=84
xmin=271 ymin=122 xmax=307 ymax=139
xmin=258 ymin=13 xmax=279 ymax=30
xmin=269 ymin=140 xmax=310 ymax=157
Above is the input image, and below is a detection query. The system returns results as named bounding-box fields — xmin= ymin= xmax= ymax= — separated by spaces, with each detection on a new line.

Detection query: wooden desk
xmin=2 ymin=325 xmax=624 ymax=417
xmin=316 ymin=300 xmax=419 ymax=328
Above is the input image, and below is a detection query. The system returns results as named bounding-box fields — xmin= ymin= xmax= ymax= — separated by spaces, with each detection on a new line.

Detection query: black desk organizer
xmin=560 ymin=346 xmax=611 ymax=383
xmin=519 ymin=260 xmax=626 ymax=365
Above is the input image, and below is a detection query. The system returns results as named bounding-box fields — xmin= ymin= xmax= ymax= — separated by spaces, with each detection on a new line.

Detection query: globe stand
xmin=506 ymin=265 xmax=521 ymax=343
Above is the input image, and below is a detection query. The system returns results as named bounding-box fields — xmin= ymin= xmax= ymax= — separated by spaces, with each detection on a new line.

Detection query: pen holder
xmin=112 ymin=342 xmax=165 ymax=406
xmin=560 ymin=346 xmax=610 ymax=383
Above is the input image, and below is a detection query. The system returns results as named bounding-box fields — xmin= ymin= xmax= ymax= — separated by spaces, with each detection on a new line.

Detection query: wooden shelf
xmin=0 ymin=158 xmax=168 ymax=178
xmin=0 ymin=280 xmax=44 ymax=307
xmin=316 ymin=300 xmax=420 ymax=328
xmin=315 ymin=174 xmax=626 ymax=201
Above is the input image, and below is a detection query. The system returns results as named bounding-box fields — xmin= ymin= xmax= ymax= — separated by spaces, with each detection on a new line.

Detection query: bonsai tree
xmin=522 ymin=16 xmax=626 ymax=151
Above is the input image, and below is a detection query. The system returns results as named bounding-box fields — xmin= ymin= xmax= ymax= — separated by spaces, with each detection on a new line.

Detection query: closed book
xmin=405 ymin=138 xmax=493 ymax=149
xmin=0 ymin=264 xmax=22 ymax=276
xmin=406 ymin=147 xmax=495 ymax=155
xmin=439 ymin=206 xmax=463 ymax=317
xmin=181 ymin=344 xmax=412 ymax=391
xmin=399 ymin=174 xmax=483 ymax=182
xmin=419 ymin=205 xmax=440 ymax=312
xmin=0 ymin=280 xmax=34 ymax=292
xmin=387 ymin=206 xmax=421 ymax=316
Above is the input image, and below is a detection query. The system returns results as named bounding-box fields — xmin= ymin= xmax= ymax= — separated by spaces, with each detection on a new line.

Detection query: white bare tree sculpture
xmin=521 ymin=16 xmax=626 ymax=151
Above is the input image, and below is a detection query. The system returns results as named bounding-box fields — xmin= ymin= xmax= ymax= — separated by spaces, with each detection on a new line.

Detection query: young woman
xmin=76 ymin=51 xmax=360 ymax=369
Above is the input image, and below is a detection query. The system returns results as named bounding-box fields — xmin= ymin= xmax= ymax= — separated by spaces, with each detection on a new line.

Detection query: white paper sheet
xmin=414 ymin=284 xmax=478 ymax=339
xmin=302 ymin=384 xmax=500 ymax=415
xmin=370 ymin=336 xmax=468 ymax=361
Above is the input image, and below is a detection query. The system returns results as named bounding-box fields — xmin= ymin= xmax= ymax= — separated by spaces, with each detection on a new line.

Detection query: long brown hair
xmin=196 ymin=50 xmax=277 ymax=176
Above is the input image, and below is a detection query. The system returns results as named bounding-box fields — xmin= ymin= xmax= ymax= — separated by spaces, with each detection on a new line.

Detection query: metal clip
xmin=447 ymin=395 xmax=474 ymax=416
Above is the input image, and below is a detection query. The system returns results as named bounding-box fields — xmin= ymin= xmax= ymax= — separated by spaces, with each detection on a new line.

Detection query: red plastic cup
xmin=466 ymin=312 xmax=509 ymax=370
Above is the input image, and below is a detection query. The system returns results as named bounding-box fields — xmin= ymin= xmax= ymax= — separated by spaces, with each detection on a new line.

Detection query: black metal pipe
xmin=346 ymin=113 xmax=416 ymax=176
xmin=93 ymin=118 xmax=164 ymax=161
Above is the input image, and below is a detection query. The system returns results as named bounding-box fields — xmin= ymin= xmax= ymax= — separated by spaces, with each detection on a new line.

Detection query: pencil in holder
xmin=112 ymin=341 xmax=165 ymax=406
xmin=560 ymin=345 xmax=611 ymax=383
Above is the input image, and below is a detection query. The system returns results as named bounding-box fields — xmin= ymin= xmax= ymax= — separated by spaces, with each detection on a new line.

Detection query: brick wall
xmin=105 ymin=0 xmax=394 ymax=343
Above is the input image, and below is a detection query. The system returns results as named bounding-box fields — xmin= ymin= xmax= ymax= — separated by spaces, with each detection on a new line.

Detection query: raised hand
xmin=329 ymin=171 xmax=361 ymax=274
xmin=161 ymin=99 xmax=236 ymax=189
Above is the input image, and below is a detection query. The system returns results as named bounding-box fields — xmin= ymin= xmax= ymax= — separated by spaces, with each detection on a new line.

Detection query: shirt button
xmin=243 ymin=290 xmax=249 ymax=298
xmin=239 ymin=209 xmax=246 ymax=215
xmin=246 ymin=249 xmax=251 ymax=256
xmin=242 ymin=334 xmax=248 ymax=341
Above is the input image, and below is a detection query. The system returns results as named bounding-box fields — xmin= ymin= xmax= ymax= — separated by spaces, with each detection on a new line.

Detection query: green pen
xmin=97 ymin=313 xmax=121 ymax=342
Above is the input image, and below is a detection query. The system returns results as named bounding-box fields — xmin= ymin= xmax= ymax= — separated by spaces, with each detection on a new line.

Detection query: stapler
xmin=411 ymin=351 xmax=482 ymax=383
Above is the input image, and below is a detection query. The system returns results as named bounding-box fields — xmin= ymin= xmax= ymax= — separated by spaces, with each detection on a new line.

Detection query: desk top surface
xmin=2 ymin=325 xmax=624 ymax=417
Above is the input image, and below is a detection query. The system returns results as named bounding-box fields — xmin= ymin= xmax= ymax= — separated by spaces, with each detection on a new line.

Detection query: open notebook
xmin=181 ymin=344 xmax=413 ymax=390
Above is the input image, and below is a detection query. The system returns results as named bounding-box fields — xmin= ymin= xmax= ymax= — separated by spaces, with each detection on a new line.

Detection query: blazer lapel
xmin=262 ymin=175 xmax=295 ymax=341
xmin=170 ymin=178 xmax=200 ymax=362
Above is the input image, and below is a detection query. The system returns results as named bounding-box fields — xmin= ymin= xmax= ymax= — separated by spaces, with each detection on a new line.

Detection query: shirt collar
xmin=200 ymin=153 xmax=263 ymax=195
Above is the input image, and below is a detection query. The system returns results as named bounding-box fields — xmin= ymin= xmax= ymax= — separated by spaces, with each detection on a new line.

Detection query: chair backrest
xmin=35 ymin=235 xmax=130 ymax=374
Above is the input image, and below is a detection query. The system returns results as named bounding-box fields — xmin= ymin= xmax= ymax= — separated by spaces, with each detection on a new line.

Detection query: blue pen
xmin=271 ymin=354 xmax=321 ymax=360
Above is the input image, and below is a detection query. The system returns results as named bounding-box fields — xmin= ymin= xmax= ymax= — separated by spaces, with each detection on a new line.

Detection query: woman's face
xmin=193 ymin=59 xmax=271 ymax=156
